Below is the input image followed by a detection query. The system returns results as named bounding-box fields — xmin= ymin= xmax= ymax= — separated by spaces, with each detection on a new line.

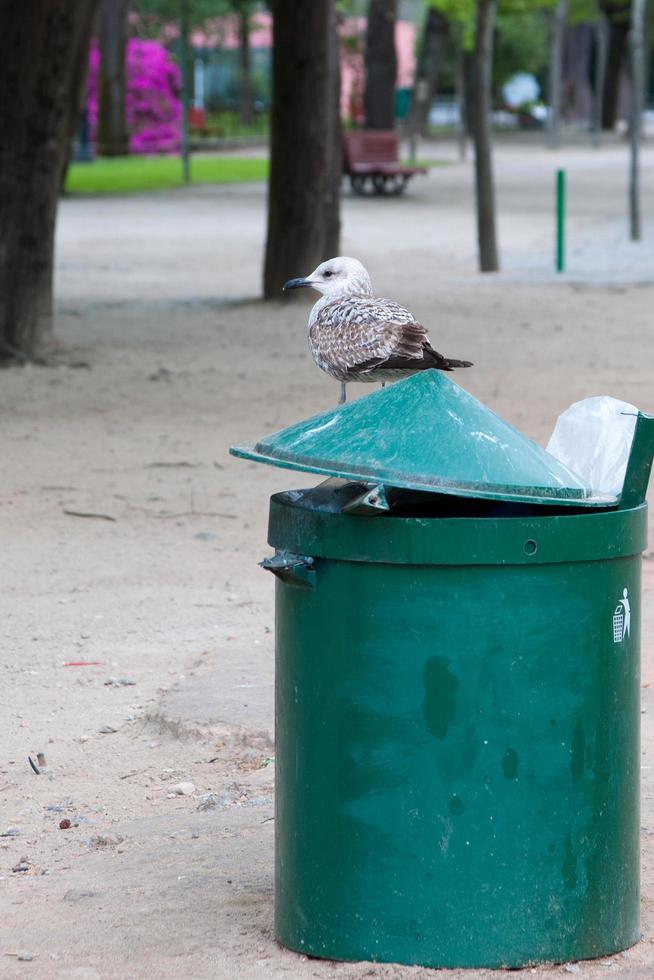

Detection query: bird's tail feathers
xmin=423 ymin=341 xmax=473 ymax=371
xmin=441 ymin=356 xmax=473 ymax=370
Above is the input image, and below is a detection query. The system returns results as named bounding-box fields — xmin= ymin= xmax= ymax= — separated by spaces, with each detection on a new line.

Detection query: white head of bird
xmin=283 ymin=256 xmax=373 ymax=302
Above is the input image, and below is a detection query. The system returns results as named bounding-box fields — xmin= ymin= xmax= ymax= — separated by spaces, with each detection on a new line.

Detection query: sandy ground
xmin=3 ymin=140 xmax=654 ymax=979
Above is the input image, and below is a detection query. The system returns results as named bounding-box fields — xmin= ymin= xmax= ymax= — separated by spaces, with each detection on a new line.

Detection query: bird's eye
xmin=323 ymin=270 xmax=333 ymax=278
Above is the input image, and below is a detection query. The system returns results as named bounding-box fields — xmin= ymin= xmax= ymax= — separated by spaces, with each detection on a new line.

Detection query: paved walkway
xmin=2 ymin=140 xmax=654 ymax=979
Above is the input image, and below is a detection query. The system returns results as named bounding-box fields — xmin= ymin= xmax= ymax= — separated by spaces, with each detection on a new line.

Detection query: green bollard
xmin=556 ymin=168 xmax=566 ymax=272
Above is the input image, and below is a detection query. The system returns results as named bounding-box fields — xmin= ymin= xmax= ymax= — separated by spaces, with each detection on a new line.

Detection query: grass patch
xmin=65 ymin=153 xmax=445 ymax=196
xmin=401 ymin=160 xmax=442 ymax=169
xmin=202 ymin=109 xmax=269 ymax=138
xmin=65 ymin=155 xmax=269 ymax=195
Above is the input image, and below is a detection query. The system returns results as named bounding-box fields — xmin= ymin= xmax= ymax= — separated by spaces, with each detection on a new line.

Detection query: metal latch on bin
xmin=260 ymin=551 xmax=316 ymax=589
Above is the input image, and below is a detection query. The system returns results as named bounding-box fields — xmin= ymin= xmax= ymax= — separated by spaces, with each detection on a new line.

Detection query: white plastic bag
xmin=546 ymin=396 xmax=638 ymax=499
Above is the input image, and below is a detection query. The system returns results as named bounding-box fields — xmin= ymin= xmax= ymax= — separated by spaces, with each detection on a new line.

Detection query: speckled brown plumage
xmin=309 ymin=295 xmax=471 ymax=383
xmin=283 ymin=256 xmax=472 ymax=398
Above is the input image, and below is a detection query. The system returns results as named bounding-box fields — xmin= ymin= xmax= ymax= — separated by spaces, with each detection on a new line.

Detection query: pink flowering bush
xmin=88 ymin=39 xmax=181 ymax=154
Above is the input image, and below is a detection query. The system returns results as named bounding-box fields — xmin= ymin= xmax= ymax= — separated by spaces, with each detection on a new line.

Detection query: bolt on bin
xmin=230 ymin=371 xmax=654 ymax=970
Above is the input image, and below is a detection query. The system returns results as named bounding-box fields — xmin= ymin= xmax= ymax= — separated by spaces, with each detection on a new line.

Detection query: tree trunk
xmin=602 ymin=20 xmax=629 ymax=128
xmin=406 ymin=7 xmax=448 ymax=158
xmin=324 ymin=10 xmax=342 ymax=258
xmin=364 ymin=0 xmax=397 ymax=130
xmin=263 ymin=0 xmax=341 ymax=299
xmin=472 ymin=0 xmax=499 ymax=273
xmin=60 ymin=0 xmax=99 ymax=186
xmin=548 ymin=0 xmax=570 ymax=148
xmin=629 ymin=0 xmax=645 ymax=240
xmin=591 ymin=12 xmax=609 ymax=146
xmin=180 ymin=0 xmax=191 ymax=184
xmin=97 ymin=0 xmax=129 ymax=156
xmin=238 ymin=10 xmax=254 ymax=126
xmin=0 ymin=0 xmax=99 ymax=361
xmin=600 ymin=1 xmax=631 ymax=129
xmin=455 ymin=38 xmax=469 ymax=161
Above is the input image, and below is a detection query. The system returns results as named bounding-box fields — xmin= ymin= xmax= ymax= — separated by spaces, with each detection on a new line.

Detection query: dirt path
xmin=2 ymin=142 xmax=654 ymax=979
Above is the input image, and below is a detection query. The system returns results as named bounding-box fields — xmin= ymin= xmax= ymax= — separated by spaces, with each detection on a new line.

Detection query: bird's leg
xmin=381 ymin=382 xmax=386 ymax=389
xmin=339 ymin=382 xmax=347 ymax=405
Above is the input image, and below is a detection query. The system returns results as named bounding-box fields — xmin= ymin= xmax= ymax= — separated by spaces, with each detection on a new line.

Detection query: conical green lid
xmin=230 ymin=371 xmax=613 ymax=507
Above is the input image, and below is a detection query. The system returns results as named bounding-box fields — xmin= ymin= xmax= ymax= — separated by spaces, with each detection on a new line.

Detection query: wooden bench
xmin=343 ymin=130 xmax=427 ymax=196
xmin=188 ymin=107 xmax=210 ymax=136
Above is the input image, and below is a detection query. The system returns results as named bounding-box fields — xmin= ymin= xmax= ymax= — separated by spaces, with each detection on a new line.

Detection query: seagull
xmin=283 ymin=256 xmax=473 ymax=403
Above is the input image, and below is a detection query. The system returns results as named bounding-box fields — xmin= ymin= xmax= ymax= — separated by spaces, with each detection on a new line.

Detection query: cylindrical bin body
xmin=269 ymin=492 xmax=645 ymax=969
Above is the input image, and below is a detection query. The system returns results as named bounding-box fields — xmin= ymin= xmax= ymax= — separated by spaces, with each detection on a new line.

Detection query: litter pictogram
xmin=613 ymin=588 xmax=631 ymax=644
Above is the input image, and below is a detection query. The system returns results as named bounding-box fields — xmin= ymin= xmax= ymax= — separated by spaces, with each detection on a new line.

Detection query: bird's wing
xmin=311 ymin=297 xmax=429 ymax=374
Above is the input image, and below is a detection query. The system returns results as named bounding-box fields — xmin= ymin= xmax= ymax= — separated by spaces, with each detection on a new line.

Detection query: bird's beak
xmin=283 ymin=277 xmax=312 ymax=292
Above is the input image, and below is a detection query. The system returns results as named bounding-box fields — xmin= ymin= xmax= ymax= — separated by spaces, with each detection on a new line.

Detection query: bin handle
xmin=619 ymin=412 xmax=654 ymax=509
xmin=260 ymin=551 xmax=316 ymax=590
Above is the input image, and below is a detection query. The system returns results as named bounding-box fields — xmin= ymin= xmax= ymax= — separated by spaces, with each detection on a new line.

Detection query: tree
xmin=406 ymin=7 xmax=449 ymax=158
xmin=629 ymin=0 xmax=645 ymax=239
xmin=547 ymin=0 xmax=570 ymax=148
xmin=591 ymin=6 xmax=609 ymax=145
xmin=472 ymin=0 xmax=500 ymax=271
xmin=180 ymin=0 xmax=191 ymax=183
xmin=263 ymin=0 xmax=341 ymax=299
xmin=133 ymin=0 xmax=232 ymax=36
xmin=97 ymin=0 xmax=130 ymax=156
xmin=454 ymin=34 xmax=470 ymax=160
xmin=494 ymin=5 xmax=551 ymax=89
xmin=133 ymin=0 xmax=260 ymax=125
xmin=231 ymin=1 xmax=258 ymax=126
xmin=599 ymin=0 xmax=631 ymax=129
xmin=364 ymin=0 xmax=397 ymax=129
xmin=62 ymin=1 xmax=101 ymax=182
xmin=0 ymin=1 xmax=99 ymax=362
xmin=429 ymin=0 xmax=498 ymax=270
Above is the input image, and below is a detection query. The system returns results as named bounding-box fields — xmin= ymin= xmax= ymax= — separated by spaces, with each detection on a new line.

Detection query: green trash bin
xmin=231 ymin=372 xmax=654 ymax=969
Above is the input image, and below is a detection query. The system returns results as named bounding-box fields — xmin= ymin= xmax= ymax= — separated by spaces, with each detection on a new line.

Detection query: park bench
xmin=343 ymin=130 xmax=427 ymax=196
xmin=188 ymin=107 xmax=210 ymax=136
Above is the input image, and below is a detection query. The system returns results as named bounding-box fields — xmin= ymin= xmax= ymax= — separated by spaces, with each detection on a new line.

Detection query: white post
xmin=194 ymin=57 xmax=205 ymax=109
